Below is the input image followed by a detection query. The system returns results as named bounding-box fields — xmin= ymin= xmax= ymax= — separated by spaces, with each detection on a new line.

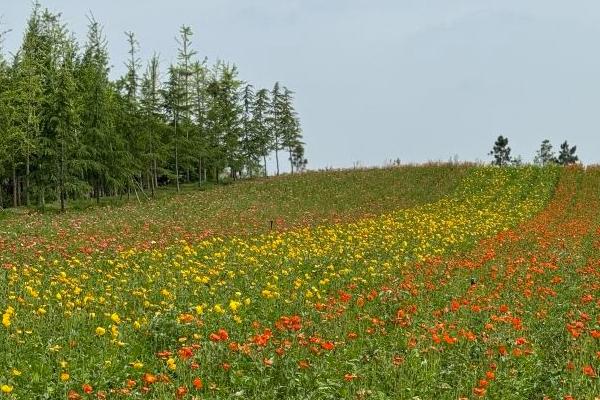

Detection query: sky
xmin=2 ymin=1 xmax=600 ymax=169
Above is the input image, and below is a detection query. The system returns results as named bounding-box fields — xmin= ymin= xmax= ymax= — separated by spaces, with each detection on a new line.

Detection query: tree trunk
xmin=289 ymin=148 xmax=294 ymax=174
xmin=12 ymin=165 xmax=17 ymax=208
xmin=153 ymin=158 xmax=158 ymax=191
xmin=263 ymin=155 xmax=268 ymax=177
xmin=275 ymin=138 xmax=280 ymax=176
xmin=198 ymin=159 xmax=202 ymax=186
xmin=25 ymin=153 xmax=30 ymax=206
xmin=175 ymin=118 xmax=180 ymax=193
xmin=60 ymin=141 xmax=65 ymax=213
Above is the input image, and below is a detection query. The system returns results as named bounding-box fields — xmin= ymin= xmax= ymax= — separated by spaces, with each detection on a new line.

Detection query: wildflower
xmin=82 ymin=384 xmax=93 ymax=394
xmin=110 ymin=313 xmax=121 ymax=324
xmin=95 ymin=327 xmax=106 ymax=336
xmin=175 ymin=386 xmax=188 ymax=398
xmin=1 ymin=385 xmax=13 ymax=394
xmin=583 ymin=365 xmax=596 ymax=378
xmin=193 ymin=377 xmax=203 ymax=390
xmin=132 ymin=361 xmax=144 ymax=369
xmin=142 ymin=373 xmax=157 ymax=385
xmin=60 ymin=372 xmax=70 ymax=382
xmin=321 ymin=341 xmax=335 ymax=351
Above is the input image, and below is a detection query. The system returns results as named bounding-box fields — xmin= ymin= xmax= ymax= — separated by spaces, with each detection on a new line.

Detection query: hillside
xmin=7 ymin=165 xmax=600 ymax=400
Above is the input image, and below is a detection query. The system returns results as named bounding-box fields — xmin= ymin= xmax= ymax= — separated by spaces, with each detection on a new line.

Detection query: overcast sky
xmin=2 ymin=1 xmax=600 ymax=168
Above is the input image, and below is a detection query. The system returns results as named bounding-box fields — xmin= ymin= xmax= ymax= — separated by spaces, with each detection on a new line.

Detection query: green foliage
xmin=489 ymin=135 xmax=512 ymax=166
xmin=0 ymin=4 xmax=305 ymax=210
xmin=557 ymin=141 xmax=578 ymax=165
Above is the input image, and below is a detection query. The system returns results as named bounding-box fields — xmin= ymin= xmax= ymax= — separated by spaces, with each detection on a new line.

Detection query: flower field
xmin=2 ymin=166 xmax=599 ymax=399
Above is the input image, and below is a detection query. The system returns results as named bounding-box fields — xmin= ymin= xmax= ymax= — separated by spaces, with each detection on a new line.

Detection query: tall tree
xmin=251 ymin=88 xmax=272 ymax=177
xmin=489 ymin=135 xmax=511 ymax=166
xmin=557 ymin=141 xmax=578 ymax=165
xmin=163 ymin=65 xmax=184 ymax=192
xmin=533 ymin=139 xmax=556 ymax=166
xmin=176 ymin=25 xmax=197 ymax=182
xmin=79 ymin=17 xmax=123 ymax=203
xmin=40 ymin=11 xmax=86 ymax=211
xmin=270 ymin=82 xmax=283 ymax=175
xmin=279 ymin=87 xmax=304 ymax=174
xmin=140 ymin=54 xmax=164 ymax=195
xmin=191 ymin=59 xmax=208 ymax=184
xmin=11 ymin=3 xmax=45 ymax=206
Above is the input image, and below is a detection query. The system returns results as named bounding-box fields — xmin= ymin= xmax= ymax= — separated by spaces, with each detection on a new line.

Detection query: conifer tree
xmin=251 ymin=88 xmax=272 ymax=177
xmin=533 ymin=139 xmax=557 ymax=166
xmin=191 ymin=60 xmax=208 ymax=184
xmin=557 ymin=141 xmax=578 ymax=165
xmin=241 ymin=84 xmax=257 ymax=176
xmin=489 ymin=135 xmax=511 ymax=166
xmin=279 ymin=87 xmax=304 ymax=174
xmin=163 ymin=65 xmax=184 ymax=192
xmin=11 ymin=3 xmax=45 ymax=206
xmin=270 ymin=82 xmax=283 ymax=175
xmin=79 ymin=17 xmax=120 ymax=203
xmin=140 ymin=54 xmax=164 ymax=195
xmin=176 ymin=25 xmax=197 ymax=182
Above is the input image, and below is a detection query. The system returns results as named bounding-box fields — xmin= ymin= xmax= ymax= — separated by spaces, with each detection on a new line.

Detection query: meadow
xmin=1 ymin=165 xmax=599 ymax=399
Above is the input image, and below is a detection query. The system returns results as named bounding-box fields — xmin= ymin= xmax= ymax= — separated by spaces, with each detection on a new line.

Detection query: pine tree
xmin=191 ymin=60 xmax=208 ymax=184
xmin=163 ymin=65 xmax=184 ymax=192
xmin=557 ymin=141 xmax=578 ymax=165
xmin=176 ymin=25 xmax=197 ymax=182
xmin=251 ymin=88 xmax=272 ymax=177
xmin=40 ymin=11 xmax=86 ymax=211
xmin=279 ymin=87 xmax=304 ymax=174
xmin=140 ymin=54 xmax=164 ymax=195
xmin=533 ymin=139 xmax=557 ymax=166
xmin=205 ymin=62 xmax=243 ymax=180
xmin=11 ymin=3 xmax=45 ymax=206
xmin=489 ymin=135 xmax=511 ymax=166
xmin=0 ymin=27 xmax=11 ymax=207
xmin=241 ymin=84 xmax=257 ymax=176
xmin=270 ymin=82 xmax=283 ymax=175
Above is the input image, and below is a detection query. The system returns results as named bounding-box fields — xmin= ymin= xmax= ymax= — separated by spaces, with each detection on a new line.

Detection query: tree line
xmin=489 ymin=136 xmax=579 ymax=166
xmin=0 ymin=3 xmax=306 ymax=210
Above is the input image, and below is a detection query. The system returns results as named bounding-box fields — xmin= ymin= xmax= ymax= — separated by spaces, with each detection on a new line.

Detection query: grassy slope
xmin=0 ymin=165 xmax=471 ymax=261
xmin=3 ymin=166 xmax=586 ymax=399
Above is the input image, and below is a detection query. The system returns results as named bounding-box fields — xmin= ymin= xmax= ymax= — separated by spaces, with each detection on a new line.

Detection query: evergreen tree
xmin=279 ymin=87 xmax=305 ymax=174
xmin=162 ymin=65 xmax=184 ymax=192
xmin=78 ymin=17 xmax=122 ymax=203
xmin=251 ymin=88 xmax=272 ymax=177
xmin=176 ymin=25 xmax=197 ymax=182
xmin=191 ymin=60 xmax=208 ymax=184
xmin=11 ymin=3 xmax=45 ymax=206
xmin=533 ymin=139 xmax=557 ymax=166
xmin=140 ymin=54 xmax=164 ymax=195
xmin=241 ymin=84 xmax=257 ymax=176
xmin=270 ymin=82 xmax=283 ymax=175
xmin=489 ymin=135 xmax=511 ymax=166
xmin=205 ymin=62 xmax=243 ymax=180
xmin=40 ymin=11 xmax=86 ymax=211
xmin=557 ymin=141 xmax=579 ymax=165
